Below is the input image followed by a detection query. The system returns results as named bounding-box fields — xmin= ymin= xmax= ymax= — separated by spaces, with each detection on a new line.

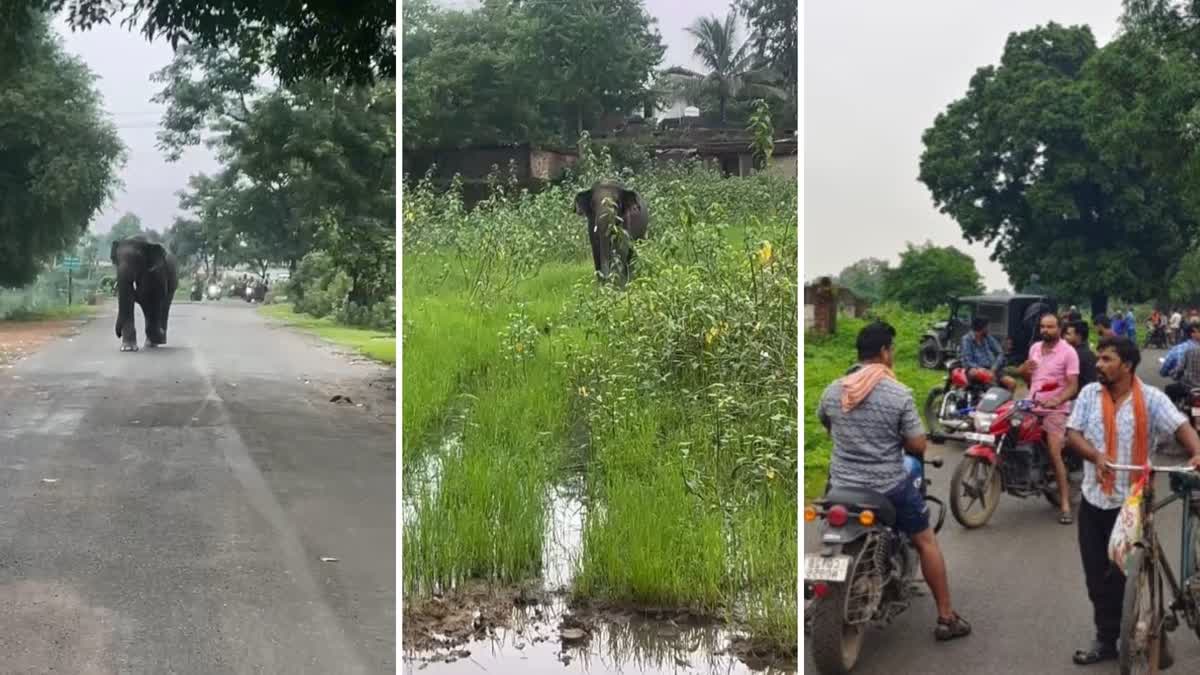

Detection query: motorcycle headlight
xmin=974 ymin=413 xmax=995 ymax=433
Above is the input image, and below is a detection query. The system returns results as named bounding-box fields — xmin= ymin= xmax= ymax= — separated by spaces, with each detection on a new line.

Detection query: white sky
xmin=804 ymin=1 xmax=1122 ymax=290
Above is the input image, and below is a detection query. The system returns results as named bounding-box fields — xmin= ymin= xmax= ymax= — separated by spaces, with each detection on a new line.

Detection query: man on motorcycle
xmin=818 ymin=321 xmax=972 ymax=641
xmin=1018 ymin=312 xmax=1080 ymax=525
xmin=1161 ymin=322 xmax=1199 ymax=406
xmin=1065 ymin=336 xmax=1200 ymax=665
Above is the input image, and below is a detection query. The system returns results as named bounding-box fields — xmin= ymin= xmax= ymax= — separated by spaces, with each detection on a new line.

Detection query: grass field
xmin=803 ymin=305 xmax=944 ymax=502
xmin=402 ymin=154 xmax=798 ymax=649
xmin=259 ymin=303 xmax=396 ymax=364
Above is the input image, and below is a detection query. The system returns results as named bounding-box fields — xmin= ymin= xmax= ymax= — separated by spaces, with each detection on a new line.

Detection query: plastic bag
xmin=1108 ymin=474 xmax=1146 ymax=572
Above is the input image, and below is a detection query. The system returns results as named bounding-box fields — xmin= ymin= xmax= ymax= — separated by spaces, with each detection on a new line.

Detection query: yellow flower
xmin=705 ymin=326 xmax=720 ymax=346
xmin=756 ymin=241 xmax=774 ymax=267
xmin=578 ymin=386 xmax=590 ymax=398
xmin=767 ymin=468 xmax=777 ymax=481
xmin=515 ymin=342 xmax=525 ymax=353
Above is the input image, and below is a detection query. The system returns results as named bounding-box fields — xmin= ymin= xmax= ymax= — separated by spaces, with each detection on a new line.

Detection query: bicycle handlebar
xmin=1104 ymin=463 xmax=1198 ymax=473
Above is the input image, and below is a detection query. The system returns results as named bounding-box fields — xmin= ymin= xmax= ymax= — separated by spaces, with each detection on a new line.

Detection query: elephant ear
xmin=574 ymin=189 xmax=592 ymax=216
xmin=620 ymin=188 xmax=641 ymax=214
xmin=144 ymin=242 xmax=168 ymax=272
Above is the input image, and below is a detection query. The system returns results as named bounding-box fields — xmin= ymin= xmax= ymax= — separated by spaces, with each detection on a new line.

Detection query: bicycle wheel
xmin=1119 ymin=547 xmax=1160 ymax=675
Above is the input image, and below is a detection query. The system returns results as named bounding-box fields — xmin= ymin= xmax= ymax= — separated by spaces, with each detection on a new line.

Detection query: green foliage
xmin=882 ymin=241 xmax=984 ymax=312
xmin=734 ymin=0 xmax=797 ymax=92
xmin=403 ymin=0 xmax=665 ymax=147
xmin=44 ymin=0 xmax=394 ymax=85
xmin=0 ymin=11 xmax=124 ymax=287
xmin=920 ymin=22 xmax=1200 ymax=310
xmin=747 ymin=99 xmax=775 ymax=166
xmin=836 ymin=257 xmax=891 ymax=303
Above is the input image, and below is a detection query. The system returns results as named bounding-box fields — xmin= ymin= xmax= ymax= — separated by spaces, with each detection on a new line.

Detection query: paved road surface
xmin=0 ymin=302 xmax=395 ymax=673
xmin=804 ymin=348 xmax=1200 ymax=674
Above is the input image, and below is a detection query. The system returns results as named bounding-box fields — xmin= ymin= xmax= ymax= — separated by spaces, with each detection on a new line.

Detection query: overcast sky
xmin=53 ymin=17 xmax=221 ymax=235
xmin=804 ymin=1 xmax=1123 ymax=291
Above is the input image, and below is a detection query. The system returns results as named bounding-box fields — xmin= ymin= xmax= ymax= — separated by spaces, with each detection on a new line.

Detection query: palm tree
xmin=663 ymin=13 xmax=787 ymax=125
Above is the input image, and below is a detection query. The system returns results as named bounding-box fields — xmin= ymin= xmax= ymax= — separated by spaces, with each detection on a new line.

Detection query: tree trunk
xmin=719 ymin=96 xmax=727 ymax=125
xmin=1090 ymin=293 xmax=1108 ymax=320
xmin=576 ymin=104 xmax=584 ymax=138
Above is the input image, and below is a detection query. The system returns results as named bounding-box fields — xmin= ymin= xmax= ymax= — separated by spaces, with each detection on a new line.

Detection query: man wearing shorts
xmin=818 ymin=321 xmax=971 ymax=641
xmin=1019 ymin=312 xmax=1080 ymax=524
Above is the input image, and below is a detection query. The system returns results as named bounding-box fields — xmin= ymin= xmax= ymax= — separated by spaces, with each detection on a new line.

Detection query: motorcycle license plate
xmin=805 ymin=554 xmax=851 ymax=582
xmin=963 ymin=432 xmax=994 ymax=445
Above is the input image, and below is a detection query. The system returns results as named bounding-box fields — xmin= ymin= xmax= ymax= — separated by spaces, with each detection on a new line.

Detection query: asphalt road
xmin=804 ymin=347 xmax=1200 ymax=674
xmin=0 ymin=301 xmax=395 ymax=674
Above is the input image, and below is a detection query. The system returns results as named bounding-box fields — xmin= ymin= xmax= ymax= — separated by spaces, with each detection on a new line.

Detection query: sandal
xmin=1060 ymin=511 xmax=1074 ymax=525
xmin=1072 ymin=641 xmax=1117 ymax=665
xmin=934 ymin=612 xmax=971 ymax=641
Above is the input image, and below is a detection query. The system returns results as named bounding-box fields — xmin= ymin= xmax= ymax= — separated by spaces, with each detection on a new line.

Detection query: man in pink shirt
xmin=1019 ymin=312 xmax=1080 ymax=524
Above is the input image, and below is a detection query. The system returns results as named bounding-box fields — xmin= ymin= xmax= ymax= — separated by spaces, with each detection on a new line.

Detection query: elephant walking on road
xmin=574 ymin=181 xmax=649 ymax=285
xmin=111 ymin=237 xmax=179 ymax=352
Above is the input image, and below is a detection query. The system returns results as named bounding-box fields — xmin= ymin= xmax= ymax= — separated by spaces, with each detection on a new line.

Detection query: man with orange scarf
xmin=1065 ymin=336 xmax=1200 ymax=666
xmin=818 ymin=321 xmax=971 ymax=641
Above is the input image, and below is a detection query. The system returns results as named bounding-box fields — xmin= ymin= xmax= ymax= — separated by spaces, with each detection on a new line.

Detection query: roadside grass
xmin=259 ymin=303 xmax=396 ymax=365
xmin=803 ymin=305 xmax=944 ymax=502
xmin=1 ymin=304 xmax=98 ymax=322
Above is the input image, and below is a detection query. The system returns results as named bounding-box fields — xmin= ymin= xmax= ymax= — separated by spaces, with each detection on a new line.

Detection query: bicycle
xmin=1106 ymin=461 xmax=1200 ymax=675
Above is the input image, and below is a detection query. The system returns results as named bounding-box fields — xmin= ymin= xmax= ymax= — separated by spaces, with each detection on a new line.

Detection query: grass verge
xmin=259 ymin=303 xmax=396 ymax=364
xmin=1 ymin=304 xmax=99 ymax=322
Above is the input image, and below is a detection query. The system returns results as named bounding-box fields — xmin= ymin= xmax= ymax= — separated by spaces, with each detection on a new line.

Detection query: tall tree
xmin=518 ymin=0 xmax=666 ymax=139
xmin=0 ymin=11 xmax=124 ymax=287
xmin=918 ymin=23 xmax=1198 ymax=317
xmin=663 ymin=13 xmax=786 ymax=125
xmin=733 ymin=0 xmax=797 ymax=92
xmin=34 ymin=0 xmax=394 ymax=84
xmin=882 ymin=242 xmax=984 ymax=313
xmin=106 ymin=213 xmax=145 ymax=244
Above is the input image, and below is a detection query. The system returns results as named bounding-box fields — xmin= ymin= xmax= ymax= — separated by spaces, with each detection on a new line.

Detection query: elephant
xmin=111 ymin=237 xmax=179 ymax=352
xmin=574 ymin=180 xmax=649 ymax=284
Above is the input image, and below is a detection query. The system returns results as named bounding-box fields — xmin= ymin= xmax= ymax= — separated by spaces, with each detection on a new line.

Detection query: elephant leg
xmin=143 ymin=294 xmax=166 ymax=346
xmin=117 ymin=278 xmax=138 ymax=352
xmin=159 ymin=296 xmax=172 ymax=344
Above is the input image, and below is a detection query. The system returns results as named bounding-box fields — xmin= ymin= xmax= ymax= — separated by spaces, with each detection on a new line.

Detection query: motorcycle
xmin=205 ymin=283 xmax=222 ymax=301
xmin=1146 ymin=321 xmax=1169 ymax=349
xmin=804 ymin=454 xmax=946 ymax=674
xmin=939 ymin=381 xmax=1082 ymax=528
xmin=1160 ymin=357 xmax=1200 ymax=434
xmin=923 ymin=359 xmax=995 ymax=436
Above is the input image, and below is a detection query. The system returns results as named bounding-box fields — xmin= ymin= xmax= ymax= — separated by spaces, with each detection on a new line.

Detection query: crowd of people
xmin=816 ymin=308 xmax=1200 ymax=664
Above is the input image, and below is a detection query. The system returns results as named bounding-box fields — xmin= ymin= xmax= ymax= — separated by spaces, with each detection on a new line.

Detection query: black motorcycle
xmin=1146 ymin=322 xmax=1169 ymax=349
xmin=804 ymin=455 xmax=946 ymax=674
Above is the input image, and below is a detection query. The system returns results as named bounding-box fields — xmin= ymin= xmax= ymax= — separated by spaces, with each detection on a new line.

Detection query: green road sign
xmin=61 ymin=256 xmax=81 ymax=271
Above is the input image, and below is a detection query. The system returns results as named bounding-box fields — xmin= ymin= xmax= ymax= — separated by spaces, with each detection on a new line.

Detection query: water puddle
xmin=402 ymin=594 xmax=794 ymax=674
xmin=542 ymin=477 xmax=585 ymax=591
xmin=401 ymin=434 xmax=454 ymax=526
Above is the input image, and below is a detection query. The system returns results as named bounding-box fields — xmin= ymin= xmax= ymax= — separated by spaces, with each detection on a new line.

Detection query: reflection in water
xmin=542 ymin=477 xmax=585 ymax=590
xmin=402 ymin=596 xmax=794 ymax=674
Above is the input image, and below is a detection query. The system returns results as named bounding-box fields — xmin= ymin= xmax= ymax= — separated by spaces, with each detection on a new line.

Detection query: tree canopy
xmin=32 ymin=0 xmax=394 ymax=85
xmin=836 ymin=257 xmax=891 ymax=303
xmin=882 ymin=242 xmax=984 ymax=313
xmin=0 ymin=11 xmax=124 ymax=287
xmin=918 ymin=23 xmax=1199 ymax=315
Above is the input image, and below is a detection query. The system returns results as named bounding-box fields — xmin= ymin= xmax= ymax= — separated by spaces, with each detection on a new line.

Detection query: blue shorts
xmin=884 ymin=475 xmax=930 ymax=535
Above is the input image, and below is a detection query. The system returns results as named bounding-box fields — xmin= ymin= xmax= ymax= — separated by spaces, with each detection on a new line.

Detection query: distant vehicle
xmin=918 ymin=294 xmax=1056 ymax=370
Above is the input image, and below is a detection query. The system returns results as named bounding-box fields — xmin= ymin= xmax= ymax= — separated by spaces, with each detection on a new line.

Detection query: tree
xmin=518 ymin=0 xmax=666 ymax=139
xmin=0 ymin=11 xmax=124 ymax=287
xmin=34 ymin=0 xmax=394 ymax=85
xmin=662 ymin=13 xmax=786 ymax=125
xmin=836 ymin=257 xmax=891 ymax=303
xmin=882 ymin=242 xmax=984 ymax=313
xmin=918 ymin=23 xmax=1199 ymax=317
xmin=1169 ymin=249 xmax=1200 ymax=306
xmin=734 ymin=0 xmax=797 ymax=117
xmin=106 ymin=213 xmax=145 ymax=244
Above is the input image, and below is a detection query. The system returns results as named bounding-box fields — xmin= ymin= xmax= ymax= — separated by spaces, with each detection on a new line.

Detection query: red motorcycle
xmin=940 ymin=381 xmax=1082 ymax=528
xmin=923 ymin=359 xmax=995 ymax=436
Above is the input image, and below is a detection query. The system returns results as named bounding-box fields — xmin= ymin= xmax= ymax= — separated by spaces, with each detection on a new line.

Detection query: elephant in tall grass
xmin=574 ymin=181 xmax=649 ymax=284
xmin=111 ymin=237 xmax=179 ymax=352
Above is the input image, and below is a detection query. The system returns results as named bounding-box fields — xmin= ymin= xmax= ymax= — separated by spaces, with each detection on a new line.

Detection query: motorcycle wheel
xmin=949 ymin=455 xmax=1002 ymax=528
xmin=923 ymin=387 xmax=949 ymax=434
xmin=810 ymin=582 xmax=865 ymax=675
xmin=919 ymin=338 xmax=941 ymax=370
